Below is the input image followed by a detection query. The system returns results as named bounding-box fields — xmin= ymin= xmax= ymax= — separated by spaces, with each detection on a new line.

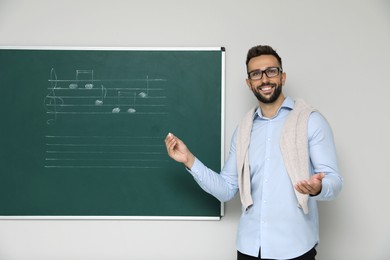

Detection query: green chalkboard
xmin=0 ymin=47 xmax=224 ymax=219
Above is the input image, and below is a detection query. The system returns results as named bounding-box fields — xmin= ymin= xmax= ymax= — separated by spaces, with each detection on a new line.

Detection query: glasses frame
xmin=247 ymin=66 xmax=283 ymax=80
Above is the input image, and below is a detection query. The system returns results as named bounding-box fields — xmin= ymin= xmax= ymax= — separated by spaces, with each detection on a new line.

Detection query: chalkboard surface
xmin=0 ymin=47 xmax=224 ymax=219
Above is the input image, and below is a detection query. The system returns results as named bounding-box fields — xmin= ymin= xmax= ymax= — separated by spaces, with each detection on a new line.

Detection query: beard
xmin=252 ymin=82 xmax=282 ymax=104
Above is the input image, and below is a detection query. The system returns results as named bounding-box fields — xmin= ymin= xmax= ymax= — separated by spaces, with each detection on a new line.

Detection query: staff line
xmin=45 ymin=95 xmax=167 ymax=99
xmin=44 ymin=166 xmax=164 ymax=169
xmin=46 ymin=144 xmax=164 ymax=147
xmin=45 ymin=135 xmax=164 ymax=139
xmin=48 ymin=79 xmax=167 ymax=83
xmin=45 ymin=103 xmax=167 ymax=107
xmin=45 ymin=158 xmax=168 ymax=162
xmin=45 ymin=112 xmax=168 ymax=115
xmin=46 ymin=87 xmax=166 ymax=91
xmin=46 ymin=151 xmax=164 ymax=154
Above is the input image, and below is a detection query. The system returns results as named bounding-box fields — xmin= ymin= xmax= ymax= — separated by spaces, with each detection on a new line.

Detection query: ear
xmin=281 ymin=72 xmax=286 ymax=86
xmin=246 ymin=78 xmax=252 ymax=89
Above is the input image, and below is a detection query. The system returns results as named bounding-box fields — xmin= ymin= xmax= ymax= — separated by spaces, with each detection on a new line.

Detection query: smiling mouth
xmin=259 ymin=85 xmax=273 ymax=91
xmin=257 ymin=84 xmax=275 ymax=92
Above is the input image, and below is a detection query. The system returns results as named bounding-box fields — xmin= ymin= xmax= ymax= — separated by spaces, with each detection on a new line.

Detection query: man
xmin=165 ymin=45 xmax=343 ymax=260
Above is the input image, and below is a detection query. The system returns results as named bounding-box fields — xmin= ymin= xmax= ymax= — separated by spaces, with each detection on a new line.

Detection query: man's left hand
xmin=295 ymin=173 xmax=325 ymax=196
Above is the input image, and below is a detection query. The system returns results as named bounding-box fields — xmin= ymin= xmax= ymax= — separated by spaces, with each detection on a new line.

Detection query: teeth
xmin=260 ymin=86 xmax=272 ymax=91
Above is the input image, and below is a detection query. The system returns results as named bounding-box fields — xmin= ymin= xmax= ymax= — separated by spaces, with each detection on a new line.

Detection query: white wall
xmin=1 ymin=0 xmax=389 ymax=259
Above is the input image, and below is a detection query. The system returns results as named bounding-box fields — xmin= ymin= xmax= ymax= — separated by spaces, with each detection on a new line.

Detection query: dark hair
xmin=246 ymin=45 xmax=283 ymax=69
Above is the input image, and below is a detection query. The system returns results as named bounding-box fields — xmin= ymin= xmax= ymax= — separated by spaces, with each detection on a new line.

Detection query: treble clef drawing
xmin=44 ymin=68 xmax=64 ymax=124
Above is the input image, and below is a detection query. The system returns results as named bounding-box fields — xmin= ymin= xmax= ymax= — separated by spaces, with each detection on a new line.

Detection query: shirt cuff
xmin=185 ymin=158 xmax=204 ymax=181
xmin=310 ymin=177 xmax=330 ymax=200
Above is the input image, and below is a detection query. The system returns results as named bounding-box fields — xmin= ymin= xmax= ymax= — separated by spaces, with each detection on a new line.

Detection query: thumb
xmin=314 ymin=172 xmax=325 ymax=181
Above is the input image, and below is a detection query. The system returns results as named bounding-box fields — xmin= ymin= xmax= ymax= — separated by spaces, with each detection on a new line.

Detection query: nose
xmin=260 ymin=72 xmax=270 ymax=81
xmin=260 ymin=74 xmax=271 ymax=84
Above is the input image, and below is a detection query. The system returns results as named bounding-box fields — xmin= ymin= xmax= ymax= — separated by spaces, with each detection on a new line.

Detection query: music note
xmin=69 ymin=70 xmax=94 ymax=89
xmin=138 ymin=75 xmax=149 ymax=98
xmin=112 ymin=91 xmax=137 ymax=114
xmin=95 ymin=84 xmax=107 ymax=106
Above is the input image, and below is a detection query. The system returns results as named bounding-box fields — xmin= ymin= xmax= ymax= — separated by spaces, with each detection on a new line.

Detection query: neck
xmin=259 ymin=94 xmax=286 ymax=118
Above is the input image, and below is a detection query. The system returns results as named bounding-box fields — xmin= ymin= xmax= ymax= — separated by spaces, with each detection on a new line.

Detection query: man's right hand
xmin=165 ymin=133 xmax=195 ymax=169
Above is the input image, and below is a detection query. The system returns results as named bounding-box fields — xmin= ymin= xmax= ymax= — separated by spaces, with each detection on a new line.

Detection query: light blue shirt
xmin=188 ymin=97 xmax=343 ymax=259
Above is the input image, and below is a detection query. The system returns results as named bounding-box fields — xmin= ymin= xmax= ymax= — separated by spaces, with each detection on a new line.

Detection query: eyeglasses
xmin=248 ymin=67 xmax=282 ymax=80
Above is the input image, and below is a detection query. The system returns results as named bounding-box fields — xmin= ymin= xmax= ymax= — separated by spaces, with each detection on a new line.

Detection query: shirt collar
xmin=253 ymin=96 xmax=294 ymax=120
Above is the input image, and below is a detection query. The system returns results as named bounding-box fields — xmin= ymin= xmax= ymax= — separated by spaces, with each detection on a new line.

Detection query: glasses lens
xmin=249 ymin=70 xmax=262 ymax=80
xmin=265 ymin=68 xmax=279 ymax=77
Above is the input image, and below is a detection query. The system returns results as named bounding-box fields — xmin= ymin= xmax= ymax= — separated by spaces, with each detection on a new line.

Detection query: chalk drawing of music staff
xmin=44 ymin=68 xmax=164 ymax=124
